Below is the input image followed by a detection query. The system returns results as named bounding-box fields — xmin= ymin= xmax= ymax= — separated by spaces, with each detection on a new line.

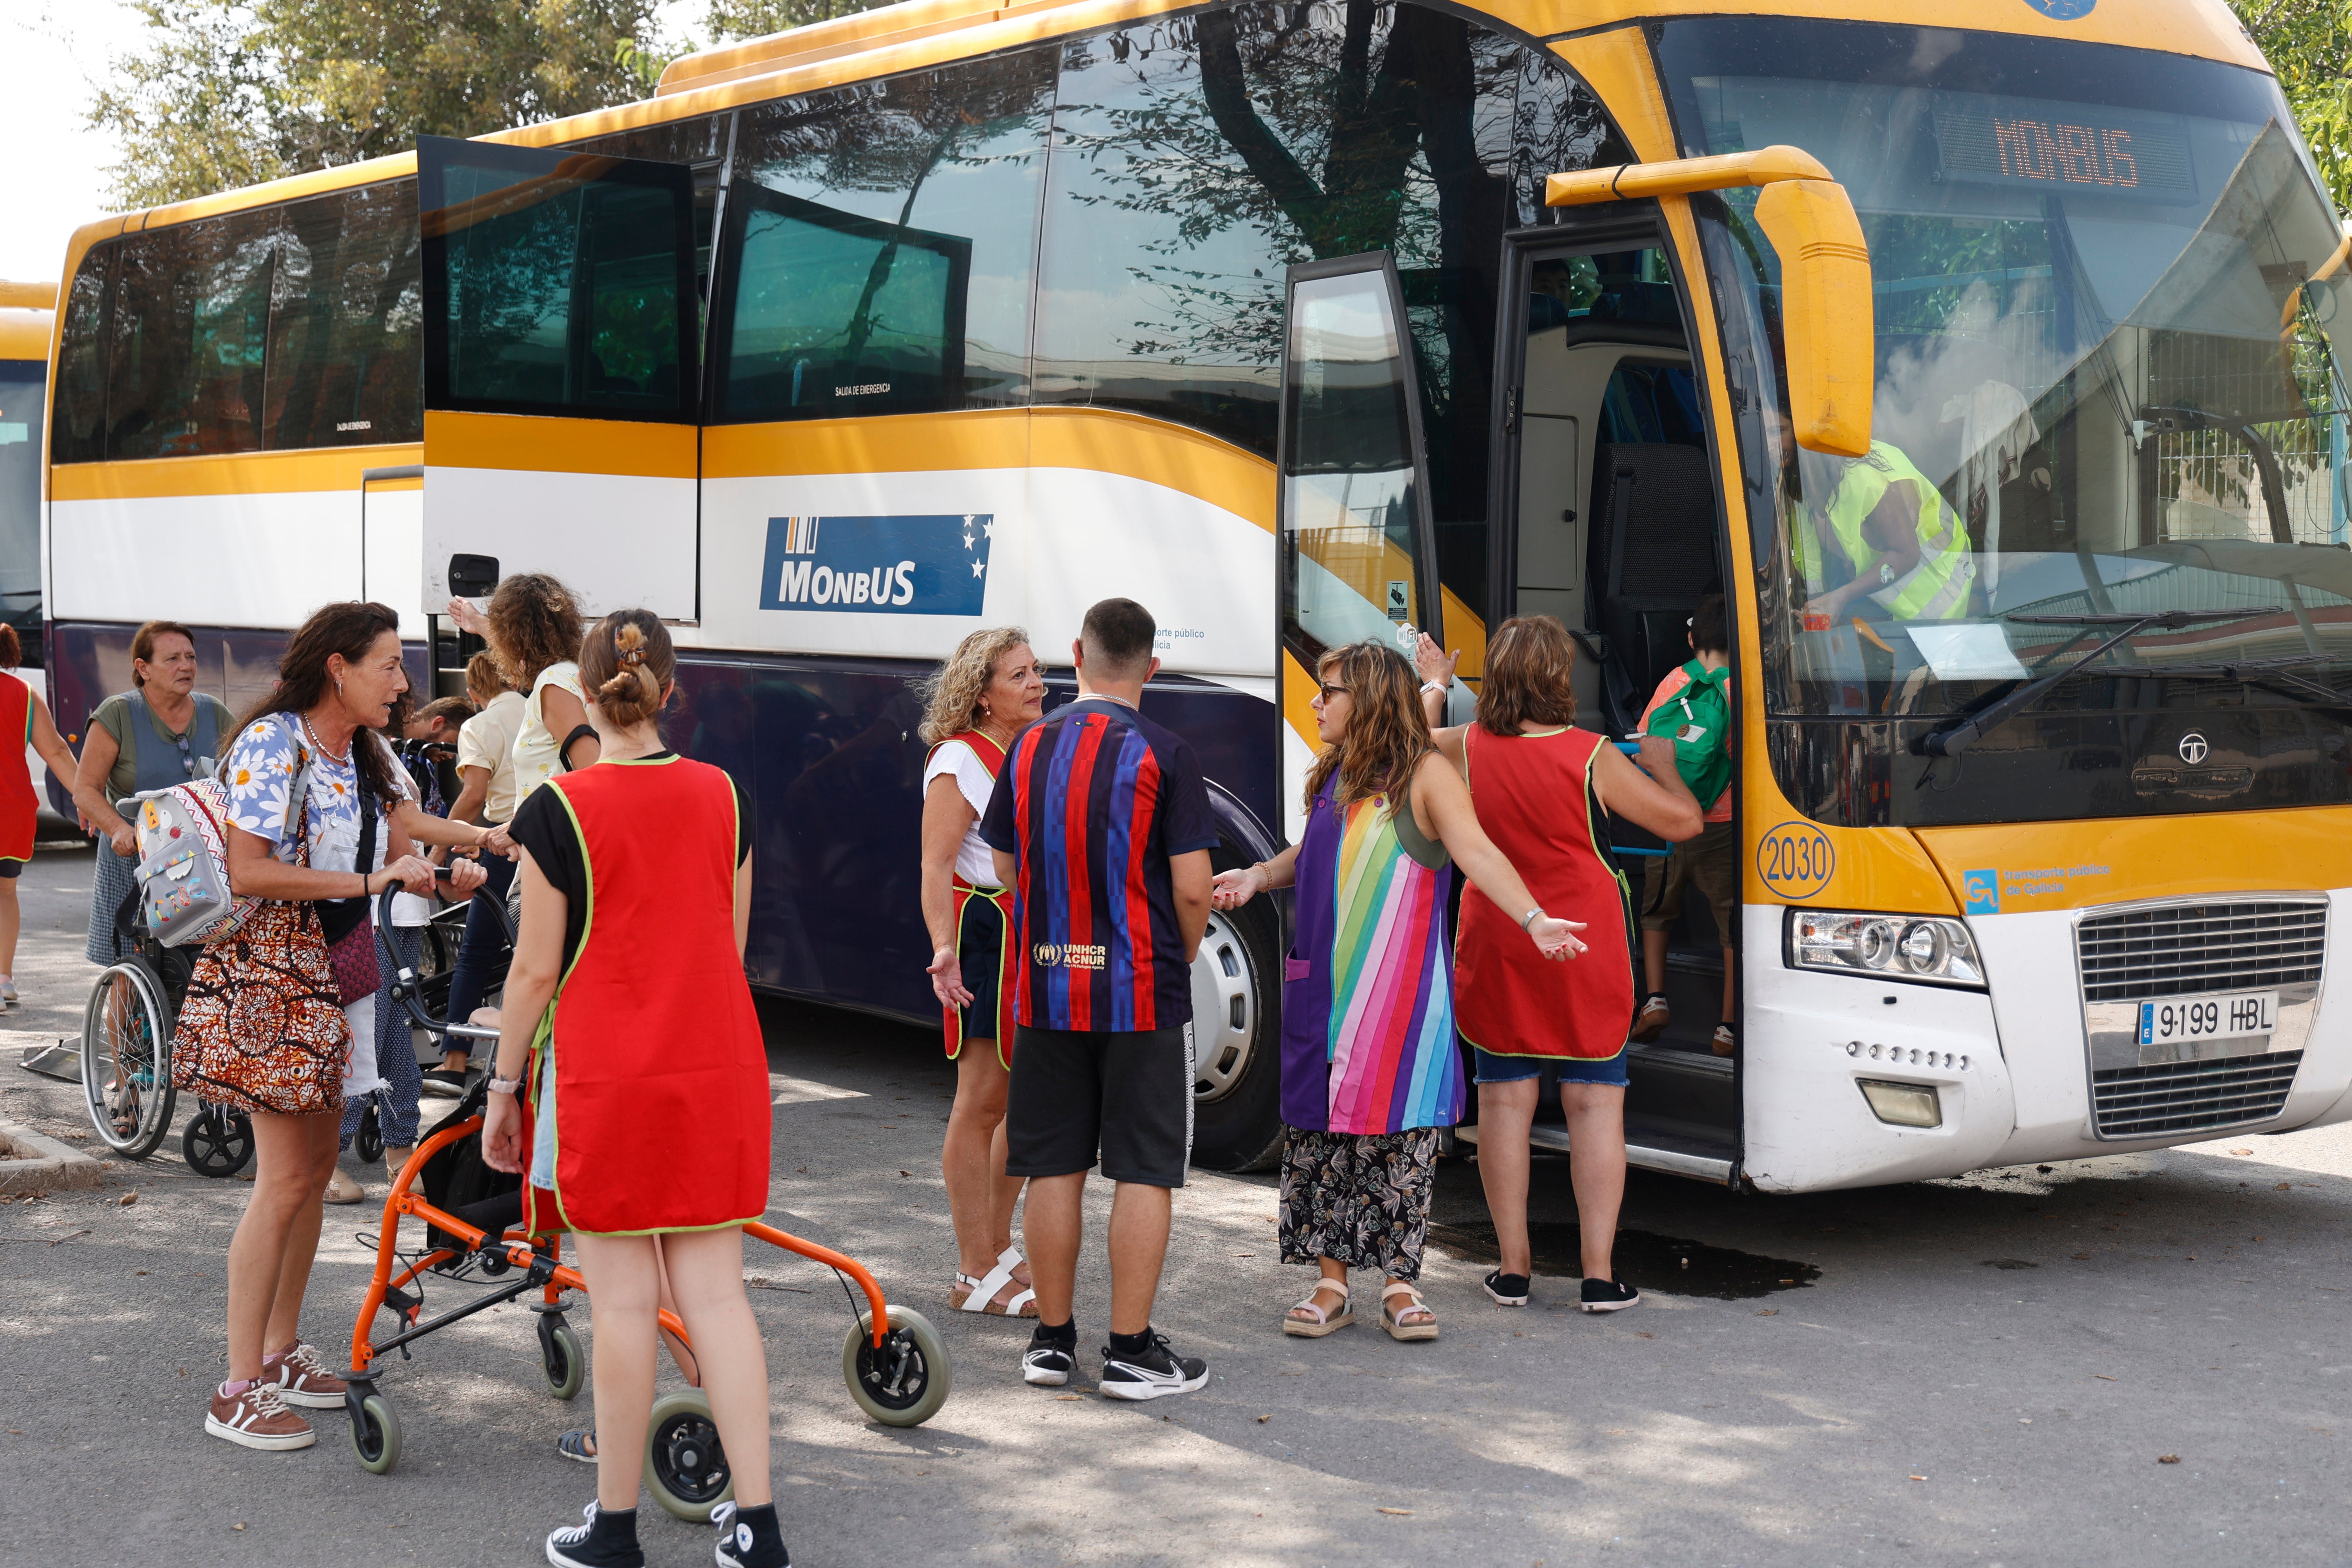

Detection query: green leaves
xmin=2232 ymin=0 xmax=2352 ymax=214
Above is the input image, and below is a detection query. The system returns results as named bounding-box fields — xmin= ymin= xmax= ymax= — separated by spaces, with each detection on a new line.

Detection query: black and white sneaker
xmin=710 ymin=1501 xmax=791 ymax=1568
xmin=1022 ymin=1323 xmax=1076 ymax=1387
xmin=546 ymin=1501 xmax=644 ymax=1568
xmin=419 ymin=1068 xmax=470 ymax=1098
xmin=1483 ymin=1270 xmax=1531 ymax=1307
xmin=1098 ymin=1329 xmax=1208 ymax=1401
xmin=1580 ymin=1277 xmax=1641 ymax=1313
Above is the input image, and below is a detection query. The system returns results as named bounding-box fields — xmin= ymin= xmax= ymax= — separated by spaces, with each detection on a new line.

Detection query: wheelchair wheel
xmin=353 ymin=1104 xmax=383 ymax=1165
xmin=80 ymin=958 xmax=176 ymax=1159
xmin=642 ymin=1390 xmax=733 ymax=1521
xmin=841 ymin=1305 xmax=951 ymax=1428
xmin=349 ymin=1394 xmax=401 ymax=1474
xmin=183 ymin=1104 xmax=253 ymax=1178
xmin=539 ymin=1315 xmax=585 ymax=1401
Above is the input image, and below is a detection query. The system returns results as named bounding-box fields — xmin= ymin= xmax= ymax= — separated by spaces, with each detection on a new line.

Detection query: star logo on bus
xmin=972 ymin=560 xmax=986 ymax=578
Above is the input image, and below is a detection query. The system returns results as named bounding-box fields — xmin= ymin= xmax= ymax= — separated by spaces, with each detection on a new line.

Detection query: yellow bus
xmin=3 ymin=281 xmax=60 ymax=811
xmin=40 ymin=0 xmax=2352 ymax=1185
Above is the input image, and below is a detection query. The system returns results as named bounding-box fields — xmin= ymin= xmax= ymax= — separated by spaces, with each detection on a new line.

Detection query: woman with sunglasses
xmin=71 ymin=620 xmax=236 ymax=968
xmin=1212 ymin=640 xmax=1583 ymax=1343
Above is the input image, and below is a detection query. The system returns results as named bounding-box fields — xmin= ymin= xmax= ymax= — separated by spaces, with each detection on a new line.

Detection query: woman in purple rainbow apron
xmin=1213 ymin=640 xmax=1583 ymax=1342
xmin=917 ymin=628 xmax=1047 ymax=1317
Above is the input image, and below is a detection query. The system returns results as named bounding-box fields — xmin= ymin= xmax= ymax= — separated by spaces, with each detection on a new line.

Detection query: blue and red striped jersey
xmin=979 ymin=696 xmax=1218 ymax=1032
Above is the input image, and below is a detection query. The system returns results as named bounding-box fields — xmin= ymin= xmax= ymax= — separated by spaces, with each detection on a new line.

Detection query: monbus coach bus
xmin=41 ymin=0 xmax=2352 ymax=1188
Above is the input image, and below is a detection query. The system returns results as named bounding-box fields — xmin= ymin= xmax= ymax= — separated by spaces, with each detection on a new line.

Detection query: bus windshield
xmin=0 ymin=359 xmax=39 ymax=627
xmin=1666 ymin=20 xmax=2352 ymax=822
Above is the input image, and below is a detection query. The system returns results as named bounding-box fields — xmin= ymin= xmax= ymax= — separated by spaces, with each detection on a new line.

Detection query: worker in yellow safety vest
xmin=1767 ymin=411 xmax=1977 ymax=625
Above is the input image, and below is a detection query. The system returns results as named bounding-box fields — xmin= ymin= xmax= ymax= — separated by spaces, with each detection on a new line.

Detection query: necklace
xmin=300 ymin=714 xmax=352 ymax=764
xmin=978 ymin=717 xmax=1019 ymax=750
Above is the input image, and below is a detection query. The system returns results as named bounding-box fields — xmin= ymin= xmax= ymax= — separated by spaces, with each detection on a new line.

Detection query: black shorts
xmin=1005 ymin=1023 xmax=1194 ymax=1188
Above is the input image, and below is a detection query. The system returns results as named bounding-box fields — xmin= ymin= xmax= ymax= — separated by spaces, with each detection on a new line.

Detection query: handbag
xmin=319 ymin=796 xmax=381 ymax=1006
xmin=169 ymin=773 xmax=350 ymax=1116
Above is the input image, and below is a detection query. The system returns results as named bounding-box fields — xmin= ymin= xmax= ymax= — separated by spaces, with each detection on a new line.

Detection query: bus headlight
xmin=1857 ymin=1078 xmax=1942 ymax=1128
xmin=1787 ymin=910 xmax=1985 ymax=989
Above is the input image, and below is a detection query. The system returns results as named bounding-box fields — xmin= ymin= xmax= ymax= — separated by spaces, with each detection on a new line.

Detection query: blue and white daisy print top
xmin=223 ymin=714 xmax=413 ymax=873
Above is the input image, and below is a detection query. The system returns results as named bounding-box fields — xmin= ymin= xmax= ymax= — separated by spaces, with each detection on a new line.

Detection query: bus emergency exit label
xmin=760 ymin=514 xmax=994 ymax=616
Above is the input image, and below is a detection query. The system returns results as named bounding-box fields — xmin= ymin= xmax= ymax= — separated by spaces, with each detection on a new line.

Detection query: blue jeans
xmin=1472 ymin=1046 xmax=1630 ymax=1088
xmin=442 ymin=852 xmax=515 ymax=1060
xmin=343 ymin=923 xmax=424 ymax=1151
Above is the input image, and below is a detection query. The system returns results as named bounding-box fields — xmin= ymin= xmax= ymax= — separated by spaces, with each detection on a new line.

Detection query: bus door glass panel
xmin=1278 ymin=255 xmax=1439 ymax=667
xmin=717 ymin=185 xmax=969 ymax=421
xmin=417 ymin=135 xmax=699 ymax=621
xmin=0 ymin=356 xmax=42 ymax=634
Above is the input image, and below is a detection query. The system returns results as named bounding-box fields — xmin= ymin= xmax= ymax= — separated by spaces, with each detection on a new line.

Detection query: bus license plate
xmin=2138 ymin=990 xmax=2277 ymax=1047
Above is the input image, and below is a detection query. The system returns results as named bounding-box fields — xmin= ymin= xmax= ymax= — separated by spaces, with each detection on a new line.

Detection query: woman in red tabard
xmin=482 ymin=610 xmax=787 ymax=1568
xmin=0 ymin=623 xmax=83 ymax=1004
xmin=919 ymin=627 xmax=1047 ymax=1316
xmin=1419 ymin=618 xmax=1701 ymax=1315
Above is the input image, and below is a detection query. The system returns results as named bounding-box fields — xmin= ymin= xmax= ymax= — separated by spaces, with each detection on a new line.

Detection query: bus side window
xmin=265 ymin=180 xmax=424 ymax=450
xmin=107 ymin=214 xmax=273 ymax=460
xmin=51 ymin=249 xmax=108 ymax=465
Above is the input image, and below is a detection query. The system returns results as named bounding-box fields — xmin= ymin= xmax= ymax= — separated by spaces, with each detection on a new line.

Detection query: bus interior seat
xmin=1587 ymin=441 xmax=1720 ymax=735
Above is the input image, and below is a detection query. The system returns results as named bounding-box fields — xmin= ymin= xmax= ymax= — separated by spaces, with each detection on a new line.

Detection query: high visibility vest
xmin=1796 ymin=442 xmax=1975 ymax=621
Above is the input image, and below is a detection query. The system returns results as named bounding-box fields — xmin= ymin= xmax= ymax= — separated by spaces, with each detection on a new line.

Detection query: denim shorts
xmin=1472 ymin=1046 xmax=1629 ymax=1088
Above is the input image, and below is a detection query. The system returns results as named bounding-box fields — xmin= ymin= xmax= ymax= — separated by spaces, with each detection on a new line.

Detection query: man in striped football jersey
xmin=981 ymin=597 xmax=1217 ymax=1400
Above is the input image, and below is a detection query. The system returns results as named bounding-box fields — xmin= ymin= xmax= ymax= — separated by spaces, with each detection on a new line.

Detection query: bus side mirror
xmin=1753 ymin=180 xmax=1873 ymax=459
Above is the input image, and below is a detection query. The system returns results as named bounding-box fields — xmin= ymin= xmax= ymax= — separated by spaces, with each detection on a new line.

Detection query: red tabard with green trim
xmin=536 ymin=755 xmax=767 ymax=1235
xmin=0 ymin=676 xmax=33 ymax=863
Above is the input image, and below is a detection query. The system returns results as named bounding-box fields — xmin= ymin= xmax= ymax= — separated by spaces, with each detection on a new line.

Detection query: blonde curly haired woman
xmin=918 ymin=627 xmax=1047 ymax=1317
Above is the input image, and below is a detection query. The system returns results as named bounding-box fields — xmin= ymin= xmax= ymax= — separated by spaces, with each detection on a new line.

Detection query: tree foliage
xmin=2234 ymin=0 xmax=2352 ymax=214
xmin=94 ymin=0 xmax=670 ymax=209
xmin=702 ymin=0 xmax=894 ymax=41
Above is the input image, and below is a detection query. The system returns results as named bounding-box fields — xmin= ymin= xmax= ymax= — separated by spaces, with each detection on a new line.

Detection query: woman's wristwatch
xmin=1519 ymin=906 xmax=1547 ymax=931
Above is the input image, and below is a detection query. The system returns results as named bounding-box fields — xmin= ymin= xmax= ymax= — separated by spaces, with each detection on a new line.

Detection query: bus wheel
xmin=1189 ymin=875 xmax=1282 ymax=1174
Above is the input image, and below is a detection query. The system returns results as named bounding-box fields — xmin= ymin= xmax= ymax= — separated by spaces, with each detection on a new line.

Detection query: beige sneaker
xmin=323 ymin=1167 xmax=364 ymax=1204
xmin=265 ymin=1341 xmax=349 ymax=1409
xmin=205 ymin=1380 xmax=315 ymax=1450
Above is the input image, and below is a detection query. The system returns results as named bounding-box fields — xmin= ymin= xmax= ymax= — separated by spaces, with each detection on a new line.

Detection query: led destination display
xmin=1934 ymin=95 xmax=2194 ymax=200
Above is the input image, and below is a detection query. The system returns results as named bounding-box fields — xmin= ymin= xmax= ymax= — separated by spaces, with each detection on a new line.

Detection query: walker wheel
xmin=539 ymin=1316 xmax=585 ymax=1401
xmin=182 ymin=1106 xmax=252 ymax=1179
xmin=642 ymin=1390 xmax=732 ymax=1521
xmin=842 ymin=1305 xmax=951 ymax=1428
xmin=350 ymin=1394 xmax=401 ymax=1475
xmin=354 ymin=1104 xmax=383 ymax=1165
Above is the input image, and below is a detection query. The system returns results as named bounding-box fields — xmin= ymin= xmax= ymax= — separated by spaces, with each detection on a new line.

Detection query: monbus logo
xmin=759 ymin=513 xmax=994 ymax=617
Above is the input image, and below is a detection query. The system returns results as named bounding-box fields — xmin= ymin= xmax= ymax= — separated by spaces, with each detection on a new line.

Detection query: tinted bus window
xmin=50 ymin=251 xmax=107 ymax=465
xmin=716 ymin=50 xmax=1054 ymax=422
xmin=106 ymin=212 xmax=275 ymax=459
xmin=566 ymin=113 xmax=734 ymax=305
xmin=265 ymin=179 xmax=424 ymax=447
xmin=0 ymin=359 xmax=41 ymax=617
xmin=1035 ymin=0 xmax=1622 ymax=588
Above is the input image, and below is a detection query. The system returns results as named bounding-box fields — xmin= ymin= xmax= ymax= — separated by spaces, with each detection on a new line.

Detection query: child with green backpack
xmin=1631 ymin=594 xmax=1737 ymax=1056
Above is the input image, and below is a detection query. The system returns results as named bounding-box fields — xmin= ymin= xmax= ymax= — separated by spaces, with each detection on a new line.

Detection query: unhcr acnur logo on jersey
xmin=759 ymin=513 xmax=995 ymax=616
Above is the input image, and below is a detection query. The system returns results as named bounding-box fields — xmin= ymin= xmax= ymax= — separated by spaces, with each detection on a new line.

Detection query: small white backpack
xmin=131 ymin=779 xmax=259 ymax=947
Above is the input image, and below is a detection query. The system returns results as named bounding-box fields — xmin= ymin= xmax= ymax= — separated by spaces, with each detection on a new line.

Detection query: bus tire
xmin=1188 ymin=855 xmax=1283 ymax=1174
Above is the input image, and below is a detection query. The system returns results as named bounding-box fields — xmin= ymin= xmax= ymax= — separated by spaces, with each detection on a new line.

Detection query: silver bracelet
xmin=487 ymin=1075 xmax=524 ymax=1096
xmin=1520 ymin=906 xmax=1546 ymax=931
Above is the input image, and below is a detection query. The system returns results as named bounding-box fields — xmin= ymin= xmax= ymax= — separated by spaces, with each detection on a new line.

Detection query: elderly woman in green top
xmin=70 ymin=620 xmax=236 ymax=964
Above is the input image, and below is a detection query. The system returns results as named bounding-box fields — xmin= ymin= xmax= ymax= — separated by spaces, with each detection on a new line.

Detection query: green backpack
xmin=1644 ymin=660 xmax=1733 ymax=807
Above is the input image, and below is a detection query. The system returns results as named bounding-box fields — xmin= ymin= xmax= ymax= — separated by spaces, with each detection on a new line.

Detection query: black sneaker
xmin=419 ymin=1068 xmax=471 ymax=1099
xmin=1022 ymin=1323 xmax=1076 ymax=1387
xmin=545 ymin=1501 xmax=643 ymax=1568
xmin=1581 ymin=1277 xmax=1641 ymax=1313
xmin=710 ymin=1501 xmax=791 ymax=1568
xmin=1099 ymin=1329 xmax=1208 ymax=1401
xmin=1483 ymin=1270 xmax=1531 ymax=1307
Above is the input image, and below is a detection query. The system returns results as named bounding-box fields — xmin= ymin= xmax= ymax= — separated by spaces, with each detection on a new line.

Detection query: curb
xmin=0 ymin=1117 xmax=105 ymax=1194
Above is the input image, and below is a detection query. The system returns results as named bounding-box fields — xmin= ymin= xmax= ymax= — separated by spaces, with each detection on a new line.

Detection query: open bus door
xmin=416 ymin=136 xmax=700 ymax=624
xmin=1275 ymin=253 xmax=1443 ymax=844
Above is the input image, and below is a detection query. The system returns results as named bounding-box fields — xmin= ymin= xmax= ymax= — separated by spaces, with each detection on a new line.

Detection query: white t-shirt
xmin=924 ymin=738 xmax=1003 ymax=888
xmin=456 ymin=689 xmax=527 ymax=824
xmin=513 ymin=662 xmax=586 ymax=800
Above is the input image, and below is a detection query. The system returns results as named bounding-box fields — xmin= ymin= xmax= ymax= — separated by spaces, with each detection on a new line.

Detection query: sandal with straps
xmin=949 ymin=1245 xmax=1038 ymax=1317
xmin=1282 ymin=1279 xmax=1353 ymax=1337
xmin=1380 ymin=1280 xmax=1439 ymax=1342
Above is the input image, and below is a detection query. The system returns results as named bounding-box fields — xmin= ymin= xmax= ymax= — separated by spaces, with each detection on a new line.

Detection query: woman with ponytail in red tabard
xmin=481 ymin=610 xmax=786 ymax=1568
xmin=0 ymin=622 xmax=83 ymax=1002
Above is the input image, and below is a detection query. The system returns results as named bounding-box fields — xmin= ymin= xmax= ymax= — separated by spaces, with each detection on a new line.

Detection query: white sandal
xmin=950 ymin=1246 xmax=1037 ymax=1317
xmin=1381 ymin=1280 xmax=1438 ymax=1341
xmin=1282 ymin=1280 xmax=1353 ymax=1337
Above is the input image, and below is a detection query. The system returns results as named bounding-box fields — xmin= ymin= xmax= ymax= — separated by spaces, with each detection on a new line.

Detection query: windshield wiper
xmin=2128 ymin=655 xmax=2352 ymax=709
xmin=1914 ymin=607 xmax=2283 ymax=757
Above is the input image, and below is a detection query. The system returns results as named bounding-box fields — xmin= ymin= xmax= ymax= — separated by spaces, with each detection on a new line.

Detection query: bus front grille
xmin=2076 ymin=902 xmax=2327 ymax=1003
xmin=2090 ymin=1050 xmax=2305 ymax=1138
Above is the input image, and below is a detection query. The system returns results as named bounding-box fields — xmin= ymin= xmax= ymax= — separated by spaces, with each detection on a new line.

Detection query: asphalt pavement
xmin=3 ymin=841 xmax=2348 ymax=1568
